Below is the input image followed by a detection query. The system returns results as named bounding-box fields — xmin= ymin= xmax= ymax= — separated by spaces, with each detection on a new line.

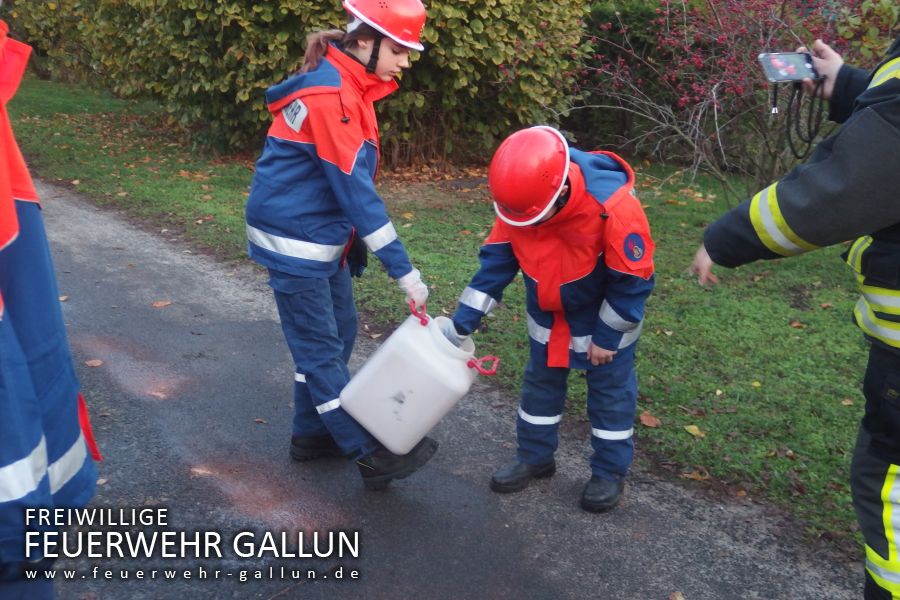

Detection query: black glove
xmin=347 ymin=234 xmax=368 ymax=278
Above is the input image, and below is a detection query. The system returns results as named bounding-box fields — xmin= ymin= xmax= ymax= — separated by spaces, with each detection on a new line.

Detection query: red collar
xmin=324 ymin=44 xmax=399 ymax=103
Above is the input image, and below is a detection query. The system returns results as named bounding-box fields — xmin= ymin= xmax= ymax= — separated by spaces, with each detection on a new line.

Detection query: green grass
xmin=10 ymin=77 xmax=866 ymax=553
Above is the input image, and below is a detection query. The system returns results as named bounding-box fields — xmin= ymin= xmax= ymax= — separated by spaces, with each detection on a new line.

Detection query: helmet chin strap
xmin=366 ymin=35 xmax=382 ymax=74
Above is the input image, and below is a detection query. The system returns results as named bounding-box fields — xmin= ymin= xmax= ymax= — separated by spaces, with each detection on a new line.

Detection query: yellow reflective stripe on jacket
xmin=846 ymin=236 xmax=874 ymax=273
xmin=855 ymin=298 xmax=900 ymax=348
xmin=749 ymin=184 xmax=818 ymax=256
xmin=871 ymin=57 xmax=900 ymax=89
xmin=866 ymin=465 xmax=900 ymax=593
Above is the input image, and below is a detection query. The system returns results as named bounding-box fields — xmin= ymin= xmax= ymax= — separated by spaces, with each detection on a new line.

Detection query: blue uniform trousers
xmin=516 ymin=344 xmax=638 ymax=481
xmin=268 ymin=267 xmax=378 ymax=459
xmin=0 ymin=201 xmax=97 ymax=579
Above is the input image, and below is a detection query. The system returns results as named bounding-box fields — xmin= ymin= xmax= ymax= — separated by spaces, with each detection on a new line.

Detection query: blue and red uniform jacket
xmin=453 ymin=150 xmax=655 ymax=369
xmin=0 ymin=21 xmax=98 ymax=569
xmin=245 ymin=43 xmax=415 ymax=280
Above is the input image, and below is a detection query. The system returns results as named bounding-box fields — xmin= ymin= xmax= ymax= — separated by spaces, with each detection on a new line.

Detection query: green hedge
xmin=4 ymin=0 xmax=587 ymax=162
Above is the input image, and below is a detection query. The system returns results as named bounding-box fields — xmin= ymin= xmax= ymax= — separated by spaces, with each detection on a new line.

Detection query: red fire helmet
xmin=489 ymin=126 xmax=571 ymax=226
xmin=343 ymin=0 xmax=427 ymax=51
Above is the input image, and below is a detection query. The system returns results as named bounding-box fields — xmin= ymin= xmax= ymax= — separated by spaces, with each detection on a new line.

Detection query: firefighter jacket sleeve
xmin=704 ymin=48 xmax=900 ymax=268
xmin=451 ymin=222 xmax=521 ymax=336
xmin=301 ymin=93 xmax=414 ymax=281
xmin=593 ymin=193 xmax=655 ymax=351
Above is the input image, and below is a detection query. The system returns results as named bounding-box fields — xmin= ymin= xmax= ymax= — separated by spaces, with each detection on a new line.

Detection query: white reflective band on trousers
xmin=518 ymin=407 xmax=562 ymax=426
xmin=459 ymin=286 xmax=498 ymax=315
xmin=0 ymin=433 xmax=88 ymax=503
xmin=294 ymin=372 xmax=307 ymax=383
xmin=592 ymin=427 xmax=634 ymax=440
xmin=526 ymin=314 xmax=643 ymax=352
xmin=315 ymin=398 xmax=342 ymax=415
xmin=247 ymin=225 xmax=345 ymax=262
xmin=362 ymin=222 xmax=398 ymax=253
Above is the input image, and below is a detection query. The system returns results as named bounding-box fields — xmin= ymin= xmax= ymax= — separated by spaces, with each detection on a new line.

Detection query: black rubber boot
xmin=356 ymin=437 xmax=438 ymax=491
xmin=289 ymin=434 xmax=346 ymax=462
xmin=489 ymin=460 xmax=556 ymax=493
xmin=580 ymin=476 xmax=625 ymax=513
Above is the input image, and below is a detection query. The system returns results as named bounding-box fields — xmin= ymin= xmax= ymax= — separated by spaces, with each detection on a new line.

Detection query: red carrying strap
xmin=467 ymin=355 xmax=500 ymax=376
xmin=408 ymin=300 xmax=428 ymax=325
xmin=78 ymin=393 xmax=103 ymax=462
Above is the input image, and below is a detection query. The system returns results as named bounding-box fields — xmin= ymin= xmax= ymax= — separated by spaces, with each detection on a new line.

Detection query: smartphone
xmin=757 ymin=52 xmax=820 ymax=83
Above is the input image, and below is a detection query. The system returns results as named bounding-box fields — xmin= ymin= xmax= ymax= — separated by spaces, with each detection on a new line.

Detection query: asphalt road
xmin=34 ymin=180 xmax=863 ymax=600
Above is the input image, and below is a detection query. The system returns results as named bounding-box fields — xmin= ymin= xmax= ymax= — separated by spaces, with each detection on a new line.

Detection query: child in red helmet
xmin=448 ymin=126 xmax=655 ymax=512
xmin=245 ymin=0 xmax=437 ymax=490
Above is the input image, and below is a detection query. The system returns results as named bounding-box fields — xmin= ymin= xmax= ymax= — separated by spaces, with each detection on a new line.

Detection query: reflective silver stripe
xmin=871 ymin=57 xmax=900 ymax=89
xmin=618 ymin=320 xmax=643 ymax=349
xmin=599 ymin=301 xmax=639 ymax=333
xmin=525 ymin=314 xmax=592 ymax=353
xmin=752 ymin=186 xmax=805 ymax=255
xmin=0 ymin=436 xmax=47 ymax=503
xmin=592 ymin=427 xmax=634 ymax=440
xmin=862 ymin=286 xmax=900 ymax=316
xmin=518 ymin=407 xmax=562 ymax=426
xmin=48 ymin=433 xmax=88 ymax=494
xmin=362 ymin=222 xmax=398 ymax=253
xmin=866 ymin=558 xmax=900 ymax=585
xmin=294 ymin=372 xmax=307 ymax=383
xmin=247 ymin=225 xmax=344 ymax=263
xmin=315 ymin=398 xmax=342 ymax=415
xmin=855 ymin=298 xmax=900 ymax=347
xmin=459 ymin=287 xmax=498 ymax=314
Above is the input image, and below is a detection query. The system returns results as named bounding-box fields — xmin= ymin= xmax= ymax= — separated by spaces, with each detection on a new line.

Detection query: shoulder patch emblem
xmin=624 ymin=233 xmax=645 ymax=261
xmin=283 ymin=99 xmax=308 ymax=133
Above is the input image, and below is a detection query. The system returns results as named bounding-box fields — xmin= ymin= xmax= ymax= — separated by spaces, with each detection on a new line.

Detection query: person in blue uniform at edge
xmin=0 ymin=9 xmax=100 ymax=599
xmin=690 ymin=36 xmax=900 ymax=599
xmin=444 ymin=126 xmax=655 ymax=512
xmin=245 ymin=0 xmax=437 ymax=490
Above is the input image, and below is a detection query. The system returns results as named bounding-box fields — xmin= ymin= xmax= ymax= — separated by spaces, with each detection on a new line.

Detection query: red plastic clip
xmin=409 ymin=300 xmax=428 ymax=325
xmin=467 ymin=355 xmax=500 ymax=376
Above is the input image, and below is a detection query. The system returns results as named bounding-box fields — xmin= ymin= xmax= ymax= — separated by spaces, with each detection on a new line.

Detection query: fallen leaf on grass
xmin=151 ymin=300 xmax=172 ymax=309
xmin=841 ymin=398 xmax=854 ymax=406
xmin=789 ymin=319 xmax=805 ymax=329
xmin=639 ymin=410 xmax=661 ymax=428
xmin=684 ymin=425 xmax=706 ymax=438
xmin=85 ymin=359 xmax=104 ymax=367
xmin=751 ymin=381 xmax=762 ymax=388
xmin=820 ymin=302 xmax=833 ymax=309
xmin=680 ymin=470 xmax=710 ymax=481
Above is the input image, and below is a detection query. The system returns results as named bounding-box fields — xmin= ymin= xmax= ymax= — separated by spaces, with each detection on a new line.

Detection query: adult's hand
xmin=798 ymin=39 xmax=843 ymax=100
xmin=689 ymin=244 xmax=720 ymax=285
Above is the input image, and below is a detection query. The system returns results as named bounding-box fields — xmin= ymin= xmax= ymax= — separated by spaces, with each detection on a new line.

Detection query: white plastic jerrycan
xmin=340 ymin=303 xmax=499 ymax=455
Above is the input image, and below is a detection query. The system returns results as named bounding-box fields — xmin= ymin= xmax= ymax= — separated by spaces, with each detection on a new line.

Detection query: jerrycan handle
xmin=409 ymin=300 xmax=429 ymax=326
xmin=467 ymin=355 xmax=500 ymax=376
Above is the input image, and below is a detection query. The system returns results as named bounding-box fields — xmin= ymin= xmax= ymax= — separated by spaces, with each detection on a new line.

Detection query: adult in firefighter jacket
xmin=0 ymin=19 xmax=99 ymax=598
xmin=690 ymin=37 xmax=900 ymax=600
xmin=449 ymin=126 xmax=655 ymax=512
xmin=245 ymin=0 xmax=436 ymax=489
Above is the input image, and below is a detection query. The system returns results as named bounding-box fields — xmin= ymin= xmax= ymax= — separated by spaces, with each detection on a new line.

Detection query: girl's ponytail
xmin=298 ymin=29 xmax=345 ymax=74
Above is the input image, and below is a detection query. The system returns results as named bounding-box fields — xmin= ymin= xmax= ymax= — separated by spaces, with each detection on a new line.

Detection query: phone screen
xmin=757 ymin=52 xmax=819 ymax=83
